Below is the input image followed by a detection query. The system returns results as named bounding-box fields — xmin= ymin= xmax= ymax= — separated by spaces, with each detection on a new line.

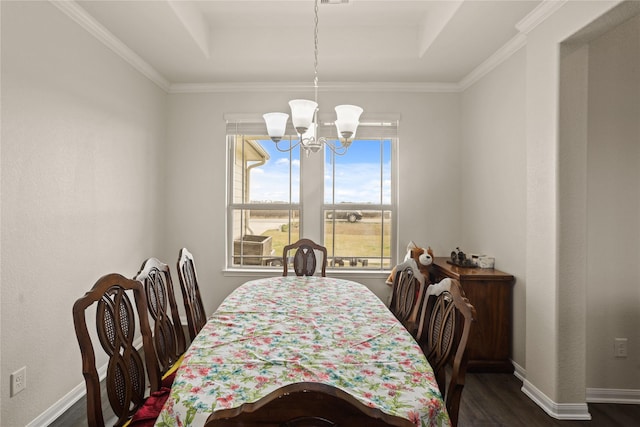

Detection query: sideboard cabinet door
xmin=429 ymin=257 xmax=514 ymax=373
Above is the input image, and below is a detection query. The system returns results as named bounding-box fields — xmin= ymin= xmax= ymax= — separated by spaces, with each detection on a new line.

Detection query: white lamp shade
xmin=335 ymin=105 xmax=363 ymax=139
xmin=289 ymin=99 xmax=318 ymax=133
xmin=335 ymin=121 xmax=357 ymax=140
xmin=263 ymin=112 xmax=289 ymax=141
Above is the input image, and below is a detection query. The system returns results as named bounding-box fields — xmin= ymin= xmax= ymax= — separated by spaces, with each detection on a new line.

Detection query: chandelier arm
xmin=324 ymin=139 xmax=349 ymax=156
xmin=274 ymin=139 xmax=303 ymax=153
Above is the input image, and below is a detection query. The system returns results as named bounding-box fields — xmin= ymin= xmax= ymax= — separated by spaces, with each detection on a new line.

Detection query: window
xmin=324 ymin=138 xmax=393 ymax=269
xmin=226 ymin=115 xmax=397 ymax=270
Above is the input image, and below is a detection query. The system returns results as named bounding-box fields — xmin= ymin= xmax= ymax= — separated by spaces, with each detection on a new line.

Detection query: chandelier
xmin=263 ymin=0 xmax=363 ymax=157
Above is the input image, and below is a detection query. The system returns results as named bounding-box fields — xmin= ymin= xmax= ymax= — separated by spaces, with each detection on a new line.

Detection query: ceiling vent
xmin=321 ymin=0 xmax=349 ymax=4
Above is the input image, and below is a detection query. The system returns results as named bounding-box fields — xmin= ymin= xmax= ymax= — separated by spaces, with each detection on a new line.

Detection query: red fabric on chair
xmin=128 ymin=387 xmax=171 ymax=427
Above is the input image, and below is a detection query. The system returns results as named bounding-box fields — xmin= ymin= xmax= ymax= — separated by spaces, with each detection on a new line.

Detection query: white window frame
xmin=322 ymin=136 xmax=396 ymax=270
xmin=225 ymin=113 xmax=399 ymax=272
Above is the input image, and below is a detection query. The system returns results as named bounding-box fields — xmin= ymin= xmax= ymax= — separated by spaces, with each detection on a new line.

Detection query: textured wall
xmin=586 ymin=13 xmax=640 ymax=390
xmin=460 ymin=48 xmax=527 ymax=369
xmin=524 ymin=0 xmax=623 ymax=407
xmin=1 ymin=2 xmax=167 ymax=425
xmin=162 ymin=90 xmax=463 ymax=309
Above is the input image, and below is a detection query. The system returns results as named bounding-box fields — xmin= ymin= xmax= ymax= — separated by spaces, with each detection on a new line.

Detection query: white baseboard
xmin=512 ymin=360 xmax=526 ymax=382
xmin=521 ymin=379 xmax=591 ymax=420
xmin=514 ymin=361 xmax=592 ymax=420
xmin=26 ymin=365 xmax=107 ymax=427
xmin=27 ymin=338 xmax=143 ymax=427
xmin=587 ymin=387 xmax=640 ymax=404
xmin=514 ymin=360 xmax=639 ymax=413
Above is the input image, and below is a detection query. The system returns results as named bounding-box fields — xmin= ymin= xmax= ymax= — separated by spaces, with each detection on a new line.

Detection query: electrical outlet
xmin=10 ymin=366 xmax=26 ymax=396
xmin=614 ymin=338 xmax=628 ymax=358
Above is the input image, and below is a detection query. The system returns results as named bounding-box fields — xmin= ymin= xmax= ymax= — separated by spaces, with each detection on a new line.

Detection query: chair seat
xmin=124 ymin=387 xmax=172 ymax=427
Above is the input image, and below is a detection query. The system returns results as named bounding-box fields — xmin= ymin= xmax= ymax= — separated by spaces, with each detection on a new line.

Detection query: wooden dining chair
xmin=72 ymin=273 xmax=169 ymax=427
xmin=282 ymin=238 xmax=327 ymax=277
xmin=134 ymin=257 xmax=186 ymax=386
xmin=177 ymin=247 xmax=207 ymax=341
xmin=206 ymin=382 xmax=414 ymax=427
xmin=414 ymin=278 xmax=476 ymax=427
xmin=389 ymin=264 xmax=425 ymax=336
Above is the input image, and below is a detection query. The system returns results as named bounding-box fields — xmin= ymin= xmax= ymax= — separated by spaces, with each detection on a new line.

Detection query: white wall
xmin=523 ymin=0 xmax=623 ymax=410
xmin=461 ymin=0 xmax=639 ymax=415
xmin=586 ymin=14 xmax=640 ymax=391
xmin=162 ymin=90 xmax=462 ymax=309
xmin=460 ymin=48 xmax=527 ymax=369
xmin=1 ymin=2 xmax=167 ymax=426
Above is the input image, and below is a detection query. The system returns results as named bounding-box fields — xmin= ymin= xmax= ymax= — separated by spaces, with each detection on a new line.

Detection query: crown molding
xmin=458 ymin=33 xmax=527 ymax=91
xmin=175 ymin=1 xmax=577 ymax=95
xmin=458 ymin=0 xmax=571 ymax=91
xmin=49 ymin=0 xmax=171 ymax=92
xmin=516 ymin=0 xmax=569 ymax=34
xmin=51 ymin=2 xmax=459 ymax=95
xmin=50 ymin=1 xmax=570 ymax=96
xmin=168 ymin=81 xmax=460 ymax=94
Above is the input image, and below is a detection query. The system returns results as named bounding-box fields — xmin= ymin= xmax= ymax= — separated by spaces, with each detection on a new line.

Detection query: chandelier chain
xmin=313 ymin=0 xmax=319 ymax=103
xmin=262 ymin=0 xmax=361 ymax=157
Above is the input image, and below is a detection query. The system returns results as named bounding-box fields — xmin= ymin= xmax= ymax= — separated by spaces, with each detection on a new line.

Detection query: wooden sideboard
xmin=429 ymin=257 xmax=514 ymax=373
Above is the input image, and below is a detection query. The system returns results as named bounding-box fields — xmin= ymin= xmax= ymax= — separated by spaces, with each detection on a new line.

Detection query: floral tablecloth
xmin=154 ymin=276 xmax=450 ymax=427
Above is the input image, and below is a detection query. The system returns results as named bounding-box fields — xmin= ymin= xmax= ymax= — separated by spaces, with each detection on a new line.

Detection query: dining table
xmin=154 ymin=275 xmax=451 ymax=427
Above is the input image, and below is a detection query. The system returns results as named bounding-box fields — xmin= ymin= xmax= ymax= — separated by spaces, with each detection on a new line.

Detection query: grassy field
xmin=261 ymin=220 xmax=391 ymax=267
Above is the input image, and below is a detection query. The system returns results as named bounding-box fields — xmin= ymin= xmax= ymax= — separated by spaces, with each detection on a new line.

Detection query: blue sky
xmin=249 ymin=139 xmax=391 ymax=205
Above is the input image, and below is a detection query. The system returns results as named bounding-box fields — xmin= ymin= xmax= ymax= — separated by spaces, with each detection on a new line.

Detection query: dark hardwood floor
xmin=458 ymin=373 xmax=640 ymax=427
xmin=52 ymin=373 xmax=640 ymax=426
